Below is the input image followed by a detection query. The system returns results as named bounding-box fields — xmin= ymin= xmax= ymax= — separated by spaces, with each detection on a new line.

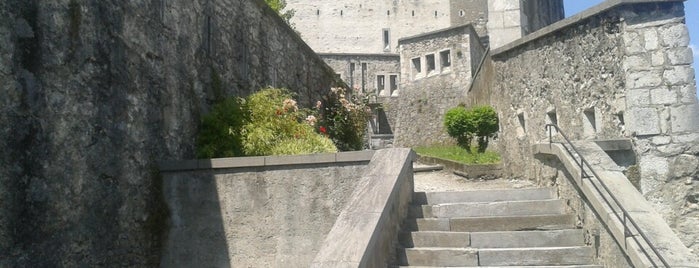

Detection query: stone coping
xmin=492 ymin=0 xmax=684 ymax=56
xmin=158 ymin=150 xmax=375 ymax=172
xmin=311 ymin=148 xmax=416 ymax=267
xmin=398 ymin=23 xmax=477 ymax=44
xmin=318 ymin=52 xmax=400 ymax=58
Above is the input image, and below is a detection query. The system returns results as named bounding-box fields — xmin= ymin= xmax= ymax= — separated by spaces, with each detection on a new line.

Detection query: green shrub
xmin=444 ymin=105 xmax=499 ymax=153
xmin=242 ymin=88 xmax=337 ymax=156
xmin=317 ymin=87 xmax=370 ymax=151
xmin=196 ymin=97 xmax=248 ymax=158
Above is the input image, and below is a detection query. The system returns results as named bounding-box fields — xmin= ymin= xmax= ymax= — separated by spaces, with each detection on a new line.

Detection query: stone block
xmin=650 ymin=86 xmax=677 ymax=105
xmin=651 ymin=135 xmax=672 ymax=146
xmin=667 ymin=46 xmax=694 ymax=65
xmin=335 ymin=150 xmax=374 ymax=162
xmin=478 ymin=246 xmax=594 ymax=266
xmin=503 ymin=10 xmax=521 ymax=28
xmin=642 ymin=28 xmax=659 ymax=50
xmin=640 ymin=155 xmax=669 ymax=178
xmin=660 ymin=23 xmax=690 ymax=48
xmin=623 ymin=31 xmax=644 ymax=54
xmin=663 ymin=66 xmax=694 ymax=86
xmin=626 ymin=107 xmax=660 ymax=136
xmin=486 ymin=11 xmax=504 ymax=28
xmin=626 ymin=70 xmax=662 ymax=88
xmin=470 ymin=229 xmax=584 ymax=248
xmin=651 ymin=51 xmax=666 ymax=66
xmin=670 ymin=154 xmax=699 ymax=178
xmin=626 ymin=88 xmax=650 ymax=107
xmin=622 ymin=54 xmax=649 ymax=71
xmin=671 ymin=104 xmax=699 ymax=133
xmin=678 ymin=84 xmax=699 ymax=104
xmin=199 ymin=156 xmax=265 ymax=169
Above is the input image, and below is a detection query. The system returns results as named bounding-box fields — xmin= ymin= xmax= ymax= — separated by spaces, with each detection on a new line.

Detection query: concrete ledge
xmin=159 ymin=151 xmax=375 ymax=172
xmin=594 ymin=139 xmax=634 ymax=151
xmin=492 ymin=0 xmax=684 ymax=56
xmin=533 ymin=142 xmax=699 ymax=267
xmin=311 ymin=148 xmax=416 ymax=268
xmin=416 ymin=154 xmax=502 ymax=179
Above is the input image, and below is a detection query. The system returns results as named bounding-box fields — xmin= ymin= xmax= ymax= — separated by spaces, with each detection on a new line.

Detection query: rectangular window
xmin=440 ymin=50 xmax=451 ymax=68
xmin=349 ymin=63 xmax=355 ymax=89
xmin=426 ymin=54 xmax=436 ymax=73
xmin=361 ymin=63 xmax=367 ymax=93
xmin=377 ymin=75 xmax=385 ymax=95
xmin=411 ymin=57 xmax=422 ymax=79
xmin=389 ymin=75 xmax=398 ymax=96
xmin=584 ymin=108 xmax=597 ymax=137
xmin=383 ymin=29 xmax=390 ymax=51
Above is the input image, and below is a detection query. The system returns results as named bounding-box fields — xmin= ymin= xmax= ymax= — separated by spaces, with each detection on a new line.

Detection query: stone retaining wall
xmin=0 ymin=1 xmax=339 ymax=266
xmin=160 ymin=152 xmax=373 ymax=267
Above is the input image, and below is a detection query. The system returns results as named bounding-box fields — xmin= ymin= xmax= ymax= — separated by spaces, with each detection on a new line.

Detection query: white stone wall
xmin=620 ymin=4 xmax=699 ymax=252
xmin=487 ymin=0 xmax=523 ymax=49
xmin=287 ymin=0 xmax=454 ymax=54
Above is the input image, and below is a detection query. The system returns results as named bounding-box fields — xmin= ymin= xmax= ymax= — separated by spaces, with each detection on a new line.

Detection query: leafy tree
xmin=444 ymin=105 xmax=499 ymax=153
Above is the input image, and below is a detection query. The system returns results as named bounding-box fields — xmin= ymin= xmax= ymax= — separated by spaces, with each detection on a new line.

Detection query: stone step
xmin=409 ymin=199 xmax=566 ymax=218
xmin=399 ymin=248 xmax=478 ymax=267
xmin=400 ymin=231 xmax=471 ymax=248
xmin=400 ymin=246 xmax=595 ymax=267
xmin=397 ymin=265 xmax=603 ymax=268
xmin=413 ymin=188 xmax=556 ymax=205
xmin=470 ymin=229 xmax=584 ymax=248
xmin=478 ymin=246 xmax=596 ymax=266
xmin=400 ymin=229 xmax=583 ymax=248
xmin=404 ymin=214 xmax=576 ymax=232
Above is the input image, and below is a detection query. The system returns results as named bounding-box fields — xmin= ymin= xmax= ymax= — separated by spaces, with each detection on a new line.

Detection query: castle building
xmin=286 ymin=0 xmax=564 ymax=146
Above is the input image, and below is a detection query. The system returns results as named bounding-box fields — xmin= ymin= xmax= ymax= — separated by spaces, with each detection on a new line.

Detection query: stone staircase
xmin=396 ymin=187 xmax=602 ymax=267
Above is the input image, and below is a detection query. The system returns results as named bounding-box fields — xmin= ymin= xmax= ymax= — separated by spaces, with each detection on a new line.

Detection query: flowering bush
xmin=316 ymin=87 xmax=371 ymax=151
xmin=242 ymin=88 xmax=337 ymax=156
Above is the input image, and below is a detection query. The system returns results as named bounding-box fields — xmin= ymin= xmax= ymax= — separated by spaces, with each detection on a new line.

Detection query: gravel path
xmin=413 ymin=165 xmax=536 ymax=192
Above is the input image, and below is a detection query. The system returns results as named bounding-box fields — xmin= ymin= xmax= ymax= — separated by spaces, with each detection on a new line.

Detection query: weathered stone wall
xmin=161 ymin=159 xmax=368 ymax=267
xmin=394 ymin=25 xmax=485 ymax=147
xmin=0 ymin=0 xmax=339 ymax=266
xmin=320 ymin=53 xmax=401 ymax=96
xmin=449 ymin=0 xmax=488 ymax=37
xmin=474 ymin=1 xmax=699 ymax=256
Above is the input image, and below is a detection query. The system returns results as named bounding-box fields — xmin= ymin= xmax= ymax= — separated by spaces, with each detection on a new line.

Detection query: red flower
xmin=319 ymin=126 xmax=327 ymax=133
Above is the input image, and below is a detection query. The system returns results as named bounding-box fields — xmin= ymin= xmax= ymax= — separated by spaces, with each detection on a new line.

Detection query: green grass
xmin=413 ymin=145 xmax=501 ymax=165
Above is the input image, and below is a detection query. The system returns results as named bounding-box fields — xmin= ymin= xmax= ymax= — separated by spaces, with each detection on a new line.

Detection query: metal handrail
xmin=545 ymin=124 xmax=669 ymax=268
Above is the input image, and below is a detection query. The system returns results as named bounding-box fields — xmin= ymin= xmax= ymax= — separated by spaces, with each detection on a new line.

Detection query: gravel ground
xmin=413 ymin=164 xmax=537 ymax=192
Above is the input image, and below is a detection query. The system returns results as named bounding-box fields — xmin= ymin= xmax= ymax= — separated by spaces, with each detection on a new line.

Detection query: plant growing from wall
xmin=264 ymin=0 xmax=295 ymax=26
xmin=444 ymin=105 xmax=499 ymax=153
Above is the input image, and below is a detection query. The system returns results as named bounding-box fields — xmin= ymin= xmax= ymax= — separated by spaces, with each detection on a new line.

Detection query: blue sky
xmin=564 ymin=0 xmax=699 ymax=94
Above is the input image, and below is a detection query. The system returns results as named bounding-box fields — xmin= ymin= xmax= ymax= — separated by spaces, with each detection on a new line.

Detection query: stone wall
xmin=394 ymin=25 xmax=485 ymax=147
xmin=160 ymin=153 xmax=371 ymax=267
xmin=471 ymin=0 xmax=699 ymax=256
xmin=319 ymin=53 xmax=401 ymax=97
xmin=0 ymin=0 xmax=339 ymax=266
xmin=486 ymin=0 xmax=564 ymax=49
xmin=287 ymin=0 xmax=455 ymax=54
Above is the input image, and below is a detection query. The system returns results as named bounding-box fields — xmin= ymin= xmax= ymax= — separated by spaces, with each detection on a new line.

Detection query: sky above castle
xmin=564 ymin=0 xmax=699 ymax=95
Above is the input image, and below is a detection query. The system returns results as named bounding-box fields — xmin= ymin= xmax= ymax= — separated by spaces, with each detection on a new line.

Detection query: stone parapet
xmin=311 ymin=148 xmax=416 ymax=267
